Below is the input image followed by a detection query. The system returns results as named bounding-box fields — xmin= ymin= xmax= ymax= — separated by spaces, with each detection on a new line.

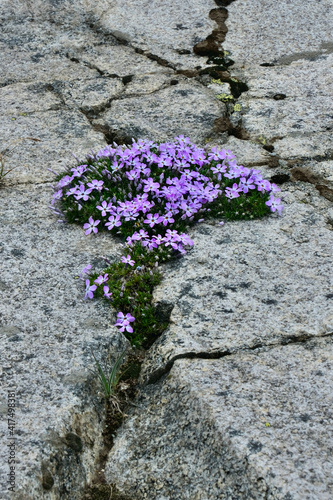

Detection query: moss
xmin=216 ymin=93 xmax=234 ymax=102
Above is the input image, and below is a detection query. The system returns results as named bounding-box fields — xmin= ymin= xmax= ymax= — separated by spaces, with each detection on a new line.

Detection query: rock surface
xmin=223 ymin=0 xmax=333 ymax=199
xmin=106 ymin=337 xmax=333 ymax=499
xmin=1 ymin=0 xmax=333 ymax=499
xmin=0 ymin=0 xmax=226 ymax=498
xmin=140 ymin=181 xmax=333 ymax=384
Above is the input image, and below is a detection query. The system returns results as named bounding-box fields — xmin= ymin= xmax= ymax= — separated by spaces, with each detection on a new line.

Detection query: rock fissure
xmin=144 ymin=330 xmax=333 ymax=385
xmin=2 ymin=0 xmax=333 ymax=498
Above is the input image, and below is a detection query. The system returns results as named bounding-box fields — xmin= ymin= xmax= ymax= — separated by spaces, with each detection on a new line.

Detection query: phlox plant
xmin=50 ymin=135 xmax=283 ymax=346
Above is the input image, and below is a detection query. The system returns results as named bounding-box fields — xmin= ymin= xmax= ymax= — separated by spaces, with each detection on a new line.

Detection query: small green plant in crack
xmin=0 ymin=137 xmax=41 ymax=184
xmin=91 ymin=350 xmax=126 ymax=404
xmin=50 ymin=136 xmax=284 ymax=348
xmin=90 ymin=258 xmax=166 ymax=347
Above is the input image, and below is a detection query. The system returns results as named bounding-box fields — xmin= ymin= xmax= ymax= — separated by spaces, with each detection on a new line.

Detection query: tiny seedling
xmin=91 ymin=350 xmax=126 ymax=402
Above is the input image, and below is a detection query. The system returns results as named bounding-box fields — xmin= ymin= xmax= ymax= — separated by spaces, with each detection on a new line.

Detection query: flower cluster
xmin=51 ymin=136 xmax=284 ymax=342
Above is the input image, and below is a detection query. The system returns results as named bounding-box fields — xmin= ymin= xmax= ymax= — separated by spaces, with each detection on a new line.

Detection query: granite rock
xmin=140 ymin=181 xmax=333 ymax=383
xmin=93 ymin=81 xmax=225 ymax=144
xmin=106 ymin=337 xmax=333 ymax=499
xmin=1 ymin=0 xmax=333 ymax=498
xmin=224 ymin=0 xmax=333 ymax=65
xmin=222 ymin=0 xmax=333 ymax=199
xmin=0 ymin=185 xmax=128 ymax=499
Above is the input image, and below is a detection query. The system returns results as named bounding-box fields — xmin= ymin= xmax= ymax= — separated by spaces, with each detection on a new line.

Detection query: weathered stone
xmin=140 ymin=181 xmax=333 ymax=383
xmin=241 ymin=56 xmax=333 ymax=99
xmin=3 ymin=0 xmax=218 ymax=70
xmin=123 ymin=73 xmax=176 ymax=97
xmin=70 ymin=44 xmax=168 ymax=78
xmin=93 ymin=81 xmax=226 ymax=144
xmin=0 ymin=185 xmax=128 ymax=500
xmin=290 ymin=161 xmax=333 ymax=201
xmin=221 ymin=0 xmax=333 ymax=204
xmin=224 ymin=0 xmax=333 ymax=64
xmin=106 ymin=337 xmax=333 ymax=499
xmin=274 ymin=133 xmax=333 ymax=161
xmin=57 ymin=78 xmax=124 ymax=114
xmin=219 ymin=136 xmax=270 ymax=166
xmin=95 ymin=0 xmax=219 ymax=70
xmin=239 ymin=96 xmax=332 ymax=139
xmin=0 ymin=108 xmax=105 ymax=185
xmin=2 ymin=0 xmax=333 ymax=497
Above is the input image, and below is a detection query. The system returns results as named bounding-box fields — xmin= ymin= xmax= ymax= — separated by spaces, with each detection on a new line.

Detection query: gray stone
xmin=273 ymin=132 xmax=333 ymax=162
xmin=0 ymin=108 xmax=105 ymax=185
xmin=0 ymin=185 xmax=129 ymax=500
xmin=70 ymin=44 xmax=168 ymax=78
xmin=2 ymin=0 xmax=333 ymax=497
xmin=91 ymin=0 xmax=219 ymax=70
xmin=225 ymin=0 xmax=333 ymax=65
xmin=140 ymin=181 xmax=333 ymax=383
xmin=106 ymin=337 xmax=333 ymax=499
xmin=123 ymin=73 xmax=176 ymax=97
xmin=243 ymin=56 xmax=333 ymax=99
xmin=218 ymin=136 xmax=270 ymax=167
xmin=58 ymin=78 xmax=124 ymax=114
xmin=239 ymin=96 xmax=333 ymax=139
xmin=93 ymin=81 xmax=225 ymax=144
xmin=220 ymin=0 xmax=333 ymax=200
xmin=290 ymin=160 xmax=333 ymax=202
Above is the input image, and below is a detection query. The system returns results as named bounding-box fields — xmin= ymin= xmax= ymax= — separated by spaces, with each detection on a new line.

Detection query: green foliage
xmin=92 ymin=260 xmax=165 ymax=347
xmin=54 ymin=141 xmax=273 ymax=347
xmin=216 ymin=93 xmax=234 ymax=102
xmin=91 ymin=350 xmax=126 ymax=399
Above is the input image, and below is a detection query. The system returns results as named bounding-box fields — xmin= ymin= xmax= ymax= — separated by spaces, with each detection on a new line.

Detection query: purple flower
xmin=211 ymin=163 xmax=227 ymax=180
xmin=143 ymin=178 xmax=160 ymax=193
xmin=239 ymin=177 xmax=256 ymax=194
xmin=71 ymin=165 xmax=87 ymax=177
xmin=163 ymin=229 xmax=181 ymax=249
xmin=105 ymin=215 xmax=121 ymax=230
xmin=75 ymin=184 xmax=93 ymax=201
xmin=57 ymin=175 xmax=73 ymax=188
xmin=270 ymin=183 xmax=281 ymax=194
xmin=255 ymin=179 xmax=271 ymax=192
xmin=178 ymin=233 xmax=194 ymax=246
xmin=66 ymin=186 xmax=80 ymax=197
xmin=126 ymin=169 xmax=140 ymax=181
xmin=83 ymin=217 xmax=100 ymax=235
xmin=224 ymin=168 xmax=241 ymax=180
xmin=121 ymin=255 xmax=135 ymax=266
xmin=94 ymin=274 xmax=109 ymax=285
xmin=265 ymin=195 xmax=284 ymax=214
xmin=96 ymin=201 xmax=114 ymax=216
xmin=152 ymin=234 xmax=164 ymax=246
xmin=84 ymin=279 xmax=97 ymax=300
xmin=142 ymin=238 xmax=158 ymax=251
xmin=79 ymin=264 xmax=92 ymax=279
xmin=103 ymin=286 xmax=112 ymax=299
xmin=138 ymin=229 xmax=149 ymax=239
xmin=225 ymin=183 xmax=242 ymax=199
xmin=51 ymin=189 xmax=63 ymax=204
xmin=115 ymin=312 xmax=135 ymax=333
xmin=87 ymin=179 xmax=104 ymax=191
xmin=144 ymin=213 xmax=162 ymax=228
xmin=159 ymin=211 xmax=175 ymax=226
